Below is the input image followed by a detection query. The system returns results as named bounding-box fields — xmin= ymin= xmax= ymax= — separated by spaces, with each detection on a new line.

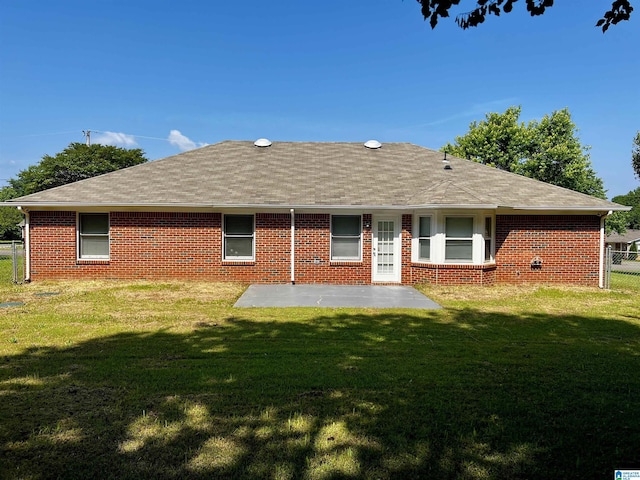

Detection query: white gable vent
xmin=254 ymin=138 xmax=272 ymax=147
xmin=364 ymin=140 xmax=382 ymax=149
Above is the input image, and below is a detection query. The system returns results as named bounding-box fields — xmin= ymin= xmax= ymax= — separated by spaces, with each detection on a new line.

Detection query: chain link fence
xmin=0 ymin=241 xmax=25 ymax=284
xmin=604 ymin=246 xmax=640 ymax=291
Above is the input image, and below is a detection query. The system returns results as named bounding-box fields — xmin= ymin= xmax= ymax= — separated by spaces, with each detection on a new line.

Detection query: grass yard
xmin=0 ymin=276 xmax=639 ymax=479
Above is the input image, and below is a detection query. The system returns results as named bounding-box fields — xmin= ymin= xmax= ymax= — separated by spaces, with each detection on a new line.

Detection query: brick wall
xmin=28 ymin=211 xmax=602 ymax=286
xmin=28 ymin=211 xmax=374 ymax=284
xmin=293 ymin=213 xmax=372 ymax=285
xmin=410 ymin=263 xmax=497 ymax=285
xmin=494 ymin=214 xmax=601 ymax=286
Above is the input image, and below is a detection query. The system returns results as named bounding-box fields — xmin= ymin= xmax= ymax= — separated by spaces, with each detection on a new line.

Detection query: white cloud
xmin=167 ymin=130 xmax=207 ymax=152
xmin=93 ymin=131 xmax=138 ymax=147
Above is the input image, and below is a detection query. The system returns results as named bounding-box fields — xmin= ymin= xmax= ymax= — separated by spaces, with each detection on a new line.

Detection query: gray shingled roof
xmin=606 ymin=229 xmax=640 ymax=244
xmin=4 ymin=141 xmax=627 ymax=211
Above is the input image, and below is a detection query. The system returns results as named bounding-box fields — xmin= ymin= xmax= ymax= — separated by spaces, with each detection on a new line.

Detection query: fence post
xmin=10 ymin=240 xmax=24 ymax=284
xmin=604 ymin=245 xmax=612 ymax=290
xmin=11 ymin=240 xmax=18 ymax=284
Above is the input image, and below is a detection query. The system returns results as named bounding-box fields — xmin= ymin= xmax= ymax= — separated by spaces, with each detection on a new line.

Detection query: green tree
xmin=443 ymin=106 xmax=606 ymax=199
xmin=612 ymin=187 xmax=640 ymax=229
xmin=520 ymin=109 xmax=605 ymax=198
xmin=1 ymin=142 xmax=148 ymax=239
xmin=606 ymin=210 xmax=628 ymax=235
xmin=9 ymin=142 xmax=148 ymax=197
xmin=632 ymin=131 xmax=640 ymax=179
xmin=417 ymin=0 xmax=633 ymax=32
xmin=0 ymin=187 xmax=23 ymax=240
xmin=442 ymin=106 xmax=529 ymax=171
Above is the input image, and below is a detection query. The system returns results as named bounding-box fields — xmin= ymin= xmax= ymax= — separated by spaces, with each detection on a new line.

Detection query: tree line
xmin=0 ymin=143 xmax=147 ymax=239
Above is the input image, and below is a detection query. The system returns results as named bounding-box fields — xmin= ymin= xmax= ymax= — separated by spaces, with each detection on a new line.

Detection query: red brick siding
xmin=293 ymin=214 xmax=372 ymax=284
xmin=29 ymin=211 xmax=373 ymax=284
xmin=410 ymin=263 xmax=497 ymax=285
xmin=28 ymin=211 xmax=602 ymax=286
xmin=401 ymin=214 xmax=413 ymax=284
xmin=494 ymin=214 xmax=601 ymax=286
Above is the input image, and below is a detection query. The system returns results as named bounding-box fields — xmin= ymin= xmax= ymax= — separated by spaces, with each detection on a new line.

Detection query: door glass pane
xmin=225 ymin=237 xmax=253 ymax=257
xmin=377 ymin=220 xmax=394 ymax=274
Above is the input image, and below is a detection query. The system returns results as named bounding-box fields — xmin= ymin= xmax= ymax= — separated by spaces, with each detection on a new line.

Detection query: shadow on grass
xmin=1 ymin=309 xmax=639 ymax=479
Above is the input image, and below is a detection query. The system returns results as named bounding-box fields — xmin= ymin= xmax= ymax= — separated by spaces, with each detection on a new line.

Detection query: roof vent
xmin=364 ymin=140 xmax=382 ymax=149
xmin=442 ymin=151 xmax=452 ymax=169
xmin=254 ymin=138 xmax=272 ymax=147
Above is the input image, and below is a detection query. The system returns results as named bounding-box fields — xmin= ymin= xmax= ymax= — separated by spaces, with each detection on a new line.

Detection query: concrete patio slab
xmin=234 ymin=284 xmax=441 ymax=309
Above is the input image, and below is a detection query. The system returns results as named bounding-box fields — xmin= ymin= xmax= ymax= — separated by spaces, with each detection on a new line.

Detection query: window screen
xmin=224 ymin=215 xmax=254 ymax=259
xmin=331 ymin=215 xmax=361 ymax=260
xmin=78 ymin=213 xmax=109 ymax=259
xmin=445 ymin=217 xmax=473 ymax=261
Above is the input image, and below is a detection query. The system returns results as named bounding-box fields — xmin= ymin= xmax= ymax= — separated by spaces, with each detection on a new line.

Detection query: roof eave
xmin=1 ymin=201 xmax=501 ymax=210
xmin=2 ymin=201 xmax=625 ymax=213
xmin=507 ymin=205 xmax=630 ymax=212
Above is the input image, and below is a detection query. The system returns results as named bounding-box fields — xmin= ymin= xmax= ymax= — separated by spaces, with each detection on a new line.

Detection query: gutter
xmin=599 ymin=211 xmax=611 ymax=288
xmin=508 ymin=205 xmax=631 ymax=212
xmin=0 ymin=201 xmax=501 ymax=211
xmin=2 ymin=200 xmax=630 ymax=213
xmin=22 ymin=208 xmax=30 ymax=282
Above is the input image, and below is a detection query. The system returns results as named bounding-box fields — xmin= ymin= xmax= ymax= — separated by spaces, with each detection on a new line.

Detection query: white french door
xmin=372 ymin=216 xmax=401 ymax=283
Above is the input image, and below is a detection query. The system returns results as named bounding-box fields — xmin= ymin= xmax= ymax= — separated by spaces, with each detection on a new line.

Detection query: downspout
xmin=22 ymin=208 xmax=31 ymax=282
xmin=290 ymin=208 xmax=295 ymax=284
xmin=598 ymin=211 xmax=611 ymax=288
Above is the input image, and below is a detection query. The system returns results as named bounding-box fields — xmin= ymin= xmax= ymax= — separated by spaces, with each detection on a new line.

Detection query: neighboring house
xmin=606 ymin=229 xmax=640 ymax=254
xmin=3 ymin=140 xmax=629 ymax=286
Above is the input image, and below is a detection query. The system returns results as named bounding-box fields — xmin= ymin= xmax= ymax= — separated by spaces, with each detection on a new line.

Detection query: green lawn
xmin=0 ymin=278 xmax=639 ymax=479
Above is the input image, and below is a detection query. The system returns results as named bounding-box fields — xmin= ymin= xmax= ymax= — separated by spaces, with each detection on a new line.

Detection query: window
xmin=445 ymin=217 xmax=473 ymax=261
xmin=331 ymin=215 xmax=361 ymax=260
xmin=417 ymin=216 xmax=432 ymax=261
xmin=78 ymin=213 xmax=109 ymax=259
xmin=484 ymin=217 xmax=493 ymax=262
xmin=224 ymin=214 xmax=254 ymax=260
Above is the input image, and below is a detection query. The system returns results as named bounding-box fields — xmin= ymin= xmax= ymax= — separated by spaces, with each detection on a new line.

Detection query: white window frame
xmin=412 ymin=211 xmax=495 ymax=265
xmin=412 ymin=215 xmax=433 ymax=263
xmin=444 ymin=215 xmax=474 ymax=263
xmin=77 ymin=212 xmax=110 ymax=260
xmin=330 ymin=215 xmax=362 ymax=261
xmin=484 ymin=216 xmax=494 ymax=263
xmin=223 ymin=214 xmax=255 ymax=261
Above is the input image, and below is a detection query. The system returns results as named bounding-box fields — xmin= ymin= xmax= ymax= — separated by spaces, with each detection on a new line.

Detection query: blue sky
xmin=0 ymin=0 xmax=638 ymax=198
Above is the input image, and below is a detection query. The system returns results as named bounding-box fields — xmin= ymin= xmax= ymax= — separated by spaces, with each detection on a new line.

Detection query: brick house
xmin=4 ymin=140 xmax=628 ymax=286
xmin=605 ymin=229 xmax=640 ymax=263
xmin=606 ymin=229 xmax=640 ymax=257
